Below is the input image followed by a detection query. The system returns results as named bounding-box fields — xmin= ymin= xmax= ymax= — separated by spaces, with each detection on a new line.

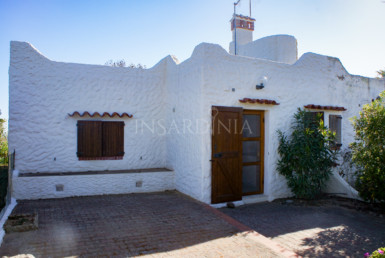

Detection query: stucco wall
xmin=230 ymin=35 xmax=298 ymax=64
xmin=198 ymin=43 xmax=384 ymax=203
xmin=229 ymin=29 xmax=253 ymax=55
xmin=13 ymin=170 xmax=175 ymax=200
xmin=9 ymin=41 xmax=168 ymax=173
xmin=164 ymin=48 xmax=206 ymax=201
xmin=9 ymin=40 xmax=385 ymax=203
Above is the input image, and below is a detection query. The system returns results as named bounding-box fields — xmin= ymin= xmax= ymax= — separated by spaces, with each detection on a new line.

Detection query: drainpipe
xmin=233 ymin=0 xmax=240 ymax=55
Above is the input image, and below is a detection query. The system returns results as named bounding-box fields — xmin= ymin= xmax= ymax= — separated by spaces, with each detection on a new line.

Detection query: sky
xmin=0 ymin=0 xmax=384 ymax=122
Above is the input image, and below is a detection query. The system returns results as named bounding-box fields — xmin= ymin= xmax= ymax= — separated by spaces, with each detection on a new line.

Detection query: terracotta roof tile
xmin=304 ymin=105 xmax=347 ymax=111
xmin=68 ymin=111 xmax=133 ymax=118
xmin=239 ymin=98 xmax=280 ymax=105
xmin=234 ymin=14 xmax=256 ymax=21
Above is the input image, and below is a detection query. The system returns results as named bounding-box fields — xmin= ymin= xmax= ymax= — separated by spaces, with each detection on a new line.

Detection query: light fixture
xmin=256 ymin=83 xmax=264 ymax=90
xmin=256 ymin=76 xmax=268 ymax=90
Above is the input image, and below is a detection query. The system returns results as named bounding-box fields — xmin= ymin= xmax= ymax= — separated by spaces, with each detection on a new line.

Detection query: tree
xmin=0 ymin=110 xmax=8 ymax=164
xmin=128 ymin=63 xmax=146 ymax=69
xmin=350 ymin=91 xmax=385 ymax=203
xmin=277 ymin=109 xmax=337 ymax=199
xmin=105 ymin=59 xmax=126 ymax=67
xmin=377 ymin=69 xmax=385 ymax=78
xmin=104 ymin=59 xmax=146 ymax=69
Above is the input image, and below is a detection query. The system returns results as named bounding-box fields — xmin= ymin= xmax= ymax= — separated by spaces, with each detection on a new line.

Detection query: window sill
xmin=78 ymin=156 xmax=123 ymax=161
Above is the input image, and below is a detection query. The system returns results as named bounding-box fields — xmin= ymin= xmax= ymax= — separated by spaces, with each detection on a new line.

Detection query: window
xmin=304 ymin=111 xmax=324 ymax=127
xmin=329 ymin=115 xmax=342 ymax=149
xmin=77 ymin=121 xmax=124 ymax=160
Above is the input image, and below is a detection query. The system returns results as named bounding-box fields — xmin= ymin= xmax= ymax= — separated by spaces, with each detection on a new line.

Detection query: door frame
xmin=211 ymin=106 xmax=265 ymax=204
xmin=242 ymin=109 xmax=265 ymax=196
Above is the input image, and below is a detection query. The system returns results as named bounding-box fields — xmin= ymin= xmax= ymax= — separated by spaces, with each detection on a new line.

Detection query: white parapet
xmin=13 ymin=170 xmax=175 ymax=200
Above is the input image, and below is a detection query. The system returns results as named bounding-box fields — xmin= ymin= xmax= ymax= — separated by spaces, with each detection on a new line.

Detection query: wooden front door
xmin=211 ymin=106 xmax=243 ymax=204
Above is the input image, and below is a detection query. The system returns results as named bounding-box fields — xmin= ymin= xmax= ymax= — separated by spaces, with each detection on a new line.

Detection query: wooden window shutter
xmin=102 ymin=122 xmax=125 ymax=157
xmin=77 ymin=121 xmax=102 ymax=157
xmin=329 ymin=115 xmax=342 ymax=148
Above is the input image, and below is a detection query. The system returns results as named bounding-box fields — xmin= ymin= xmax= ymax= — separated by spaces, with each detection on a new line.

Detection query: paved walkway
xmin=220 ymin=201 xmax=385 ymax=257
xmin=0 ymin=192 xmax=287 ymax=258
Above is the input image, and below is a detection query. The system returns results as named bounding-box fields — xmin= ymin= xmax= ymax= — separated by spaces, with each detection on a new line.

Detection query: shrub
xmin=364 ymin=247 xmax=385 ymax=258
xmin=277 ymin=109 xmax=337 ymax=199
xmin=0 ymin=116 xmax=8 ymax=165
xmin=351 ymin=92 xmax=385 ymax=203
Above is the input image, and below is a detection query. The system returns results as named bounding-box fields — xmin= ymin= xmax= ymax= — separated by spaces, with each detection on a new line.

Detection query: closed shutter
xmin=102 ymin=122 xmax=125 ymax=157
xmin=329 ymin=115 xmax=342 ymax=148
xmin=77 ymin=121 xmax=102 ymax=157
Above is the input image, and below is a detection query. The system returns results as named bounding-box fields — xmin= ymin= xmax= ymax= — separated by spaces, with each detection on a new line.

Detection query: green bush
xmin=0 ymin=117 xmax=8 ymax=165
xmin=277 ymin=109 xmax=337 ymax=199
xmin=351 ymin=92 xmax=385 ymax=203
xmin=365 ymin=247 xmax=385 ymax=257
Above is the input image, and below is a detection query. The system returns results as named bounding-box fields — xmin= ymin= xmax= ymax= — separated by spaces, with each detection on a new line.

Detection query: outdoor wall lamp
xmin=256 ymin=76 xmax=268 ymax=90
xmin=256 ymin=83 xmax=264 ymax=90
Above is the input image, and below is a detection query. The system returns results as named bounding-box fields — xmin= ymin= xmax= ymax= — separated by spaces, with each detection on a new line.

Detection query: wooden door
xmin=242 ymin=110 xmax=264 ymax=195
xmin=211 ymin=106 xmax=243 ymax=204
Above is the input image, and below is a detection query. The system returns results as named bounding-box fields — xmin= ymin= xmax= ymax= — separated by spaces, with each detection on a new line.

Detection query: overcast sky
xmin=1 ymin=0 xmax=384 ymax=121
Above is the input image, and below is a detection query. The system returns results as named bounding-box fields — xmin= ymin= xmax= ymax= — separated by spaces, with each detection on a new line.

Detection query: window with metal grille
xmin=329 ymin=115 xmax=342 ymax=149
xmin=77 ymin=121 xmax=125 ymax=160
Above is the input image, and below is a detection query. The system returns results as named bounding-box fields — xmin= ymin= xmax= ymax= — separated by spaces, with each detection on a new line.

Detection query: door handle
xmin=213 ymin=153 xmax=222 ymax=158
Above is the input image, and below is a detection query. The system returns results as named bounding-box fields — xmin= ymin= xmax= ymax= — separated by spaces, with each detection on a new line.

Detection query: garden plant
xmin=365 ymin=247 xmax=385 ymax=258
xmin=277 ymin=109 xmax=337 ymax=199
xmin=351 ymin=91 xmax=385 ymax=204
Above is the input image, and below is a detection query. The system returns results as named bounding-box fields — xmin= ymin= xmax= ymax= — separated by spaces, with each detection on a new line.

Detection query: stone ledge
xmin=19 ymin=168 xmax=173 ymax=177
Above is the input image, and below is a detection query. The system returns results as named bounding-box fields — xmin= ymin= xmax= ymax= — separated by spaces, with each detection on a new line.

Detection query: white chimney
xmin=229 ymin=14 xmax=255 ymax=55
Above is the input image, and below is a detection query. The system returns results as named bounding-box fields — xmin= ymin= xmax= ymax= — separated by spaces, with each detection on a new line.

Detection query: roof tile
xmin=304 ymin=105 xmax=347 ymax=111
xmin=68 ymin=111 xmax=133 ymax=118
xmin=239 ymin=98 xmax=280 ymax=105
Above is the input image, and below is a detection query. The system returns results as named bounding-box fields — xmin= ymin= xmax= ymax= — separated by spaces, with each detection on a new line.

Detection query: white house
xmin=9 ymin=15 xmax=385 ymax=204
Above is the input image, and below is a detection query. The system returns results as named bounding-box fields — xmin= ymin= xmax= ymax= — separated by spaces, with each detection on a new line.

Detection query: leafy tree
xmin=105 ymin=59 xmax=146 ymax=69
xmin=105 ymin=59 xmax=126 ymax=67
xmin=377 ymin=69 xmax=385 ymax=78
xmin=128 ymin=63 xmax=146 ymax=69
xmin=277 ymin=109 xmax=337 ymax=199
xmin=0 ymin=110 xmax=8 ymax=165
xmin=350 ymin=91 xmax=385 ymax=203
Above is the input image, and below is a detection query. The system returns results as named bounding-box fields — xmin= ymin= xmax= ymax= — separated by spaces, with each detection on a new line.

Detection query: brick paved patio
xmin=220 ymin=201 xmax=385 ymax=257
xmin=0 ymin=191 xmax=286 ymax=257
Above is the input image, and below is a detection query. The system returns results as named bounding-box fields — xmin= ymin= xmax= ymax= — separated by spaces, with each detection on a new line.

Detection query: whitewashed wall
xmin=229 ymin=29 xmax=253 ymax=54
xmin=9 ymin=41 xmax=168 ymax=173
xmin=197 ymin=43 xmax=385 ymax=203
xmin=164 ymin=47 xmax=206 ymax=201
xmin=9 ymin=39 xmax=385 ymax=203
xmin=13 ymin=170 xmax=175 ymax=200
xmin=235 ymin=35 xmax=298 ymax=64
